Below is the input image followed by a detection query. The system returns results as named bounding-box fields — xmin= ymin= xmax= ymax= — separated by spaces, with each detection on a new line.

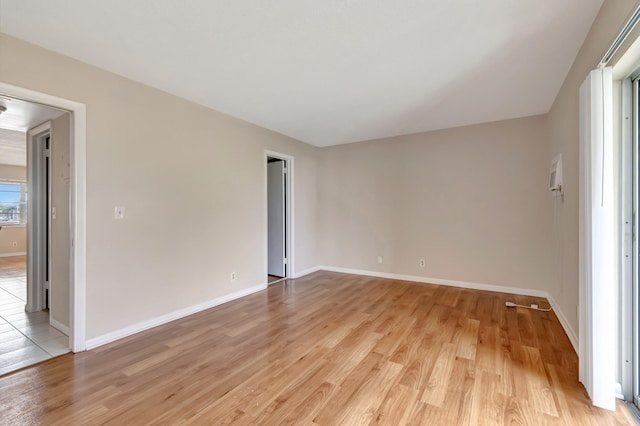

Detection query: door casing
xmin=26 ymin=122 xmax=50 ymax=313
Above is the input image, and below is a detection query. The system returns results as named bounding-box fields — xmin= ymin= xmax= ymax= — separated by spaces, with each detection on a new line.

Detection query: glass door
xmin=633 ymin=77 xmax=640 ymax=409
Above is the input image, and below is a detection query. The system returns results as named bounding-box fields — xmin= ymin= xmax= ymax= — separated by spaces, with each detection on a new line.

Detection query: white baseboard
xmin=313 ymin=265 xmax=578 ymax=353
xmin=50 ymin=318 xmax=70 ymax=336
xmin=546 ymin=293 xmax=578 ymax=354
xmin=318 ymin=266 xmax=550 ymax=297
xmin=0 ymin=252 xmax=26 ymax=258
xmin=85 ymin=283 xmax=267 ymax=350
xmin=83 ymin=266 xmax=580 ymax=358
xmin=292 ymin=266 xmax=321 ymax=278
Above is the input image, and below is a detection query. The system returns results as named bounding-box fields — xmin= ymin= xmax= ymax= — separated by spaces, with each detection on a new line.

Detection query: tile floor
xmin=0 ymin=256 xmax=69 ymax=376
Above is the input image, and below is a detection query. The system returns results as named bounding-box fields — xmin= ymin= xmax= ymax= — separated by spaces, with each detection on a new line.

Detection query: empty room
xmin=1 ymin=0 xmax=640 ymax=424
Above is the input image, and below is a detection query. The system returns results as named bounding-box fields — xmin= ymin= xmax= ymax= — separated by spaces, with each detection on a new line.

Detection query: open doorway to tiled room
xmin=0 ymin=257 xmax=69 ymax=375
xmin=0 ymin=98 xmax=73 ymax=376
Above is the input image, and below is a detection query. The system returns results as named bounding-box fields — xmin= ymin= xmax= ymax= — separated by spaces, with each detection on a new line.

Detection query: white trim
xmin=547 ymin=292 xmax=579 ymax=354
xmin=83 ymin=265 xmax=580 ymax=367
xmin=26 ymin=121 xmax=51 ymax=314
xmin=264 ymin=150 xmax=295 ymax=280
xmin=71 ymin=102 xmax=87 ymax=353
xmin=0 ymin=82 xmax=87 ymax=353
xmin=579 ymin=68 xmax=616 ymax=410
xmin=600 ymin=4 xmax=640 ymax=67
xmin=85 ymin=283 xmax=266 ymax=350
xmin=50 ymin=318 xmax=70 ymax=337
xmin=0 ymin=252 xmax=26 ymax=258
xmin=318 ymin=266 xmax=550 ymax=297
xmin=615 ymin=383 xmax=625 ymax=400
xmin=292 ymin=266 xmax=321 ymax=278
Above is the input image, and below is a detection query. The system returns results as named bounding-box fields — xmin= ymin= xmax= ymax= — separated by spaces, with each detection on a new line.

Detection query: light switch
xmin=114 ymin=206 xmax=125 ymax=219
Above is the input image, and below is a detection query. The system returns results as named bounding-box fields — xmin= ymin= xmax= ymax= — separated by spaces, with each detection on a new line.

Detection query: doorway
xmin=0 ymin=82 xmax=87 ymax=354
xmin=0 ymin=95 xmax=73 ymax=374
xmin=266 ymin=151 xmax=293 ymax=285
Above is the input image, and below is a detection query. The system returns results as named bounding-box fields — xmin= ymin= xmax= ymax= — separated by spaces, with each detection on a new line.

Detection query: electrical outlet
xmin=419 ymin=259 xmax=426 ymax=268
xmin=114 ymin=206 xmax=125 ymax=219
xmin=230 ymin=272 xmax=236 ymax=281
xmin=377 ymin=256 xmax=383 ymax=264
xmin=11 ymin=241 xmax=17 ymax=247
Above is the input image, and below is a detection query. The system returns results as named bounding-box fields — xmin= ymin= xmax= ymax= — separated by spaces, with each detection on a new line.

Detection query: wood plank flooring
xmin=0 ymin=271 xmax=635 ymax=424
xmin=268 ymin=274 xmax=285 ymax=284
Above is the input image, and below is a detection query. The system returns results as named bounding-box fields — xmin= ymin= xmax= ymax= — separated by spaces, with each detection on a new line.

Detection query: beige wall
xmin=0 ymin=34 xmax=319 ymax=339
xmin=50 ymin=113 xmax=71 ymax=329
xmin=0 ymin=164 xmax=26 ymax=181
xmin=0 ymin=164 xmax=26 ymax=255
xmin=1 ymin=0 xmax=635 ymax=344
xmin=547 ymin=0 xmax=637 ymax=335
xmin=0 ymin=226 xmax=26 ymax=255
xmin=319 ymin=115 xmax=553 ymax=292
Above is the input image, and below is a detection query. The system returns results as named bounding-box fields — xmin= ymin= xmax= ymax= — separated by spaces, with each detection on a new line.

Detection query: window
xmin=0 ymin=181 xmax=27 ymax=225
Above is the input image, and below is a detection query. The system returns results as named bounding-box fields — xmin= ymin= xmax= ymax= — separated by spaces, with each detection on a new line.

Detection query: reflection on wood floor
xmin=268 ymin=274 xmax=285 ymax=284
xmin=0 ymin=271 xmax=634 ymax=424
xmin=0 ymin=255 xmax=69 ymax=376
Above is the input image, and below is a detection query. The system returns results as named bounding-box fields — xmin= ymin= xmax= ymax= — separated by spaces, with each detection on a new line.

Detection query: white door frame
xmin=264 ymin=150 xmax=294 ymax=281
xmin=26 ymin=122 xmax=51 ymax=313
xmin=0 ymin=82 xmax=87 ymax=352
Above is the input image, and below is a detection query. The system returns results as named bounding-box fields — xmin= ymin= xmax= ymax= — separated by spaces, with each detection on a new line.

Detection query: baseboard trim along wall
xmin=0 ymin=252 xmax=26 ymax=258
xmin=292 ymin=266 xmax=322 ymax=278
xmin=50 ymin=318 xmax=70 ymax=337
xmin=305 ymin=265 xmax=579 ymax=354
xmin=85 ymin=266 xmax=579 ymax=356
xmin=546 ymin=293 xmax=578 ymax=353
xmin=85 ymin=283 xmax=267 ymax=350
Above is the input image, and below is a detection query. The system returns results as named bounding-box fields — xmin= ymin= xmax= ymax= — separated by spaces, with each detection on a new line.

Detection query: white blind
xmin=578 ymin=67 xmax=616 ymax=410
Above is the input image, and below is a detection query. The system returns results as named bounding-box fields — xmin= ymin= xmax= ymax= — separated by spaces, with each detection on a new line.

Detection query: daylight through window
xmin=0 ymin=182 xmax=27 ymax=225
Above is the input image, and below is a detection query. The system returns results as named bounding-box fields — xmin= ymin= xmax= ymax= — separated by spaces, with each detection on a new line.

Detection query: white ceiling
xmin=0 ymin=128 xmax=25 ymax=167
xmin=0 ymin=95 xmax=67 ymax=132
xmin=0 ymin=0 xmax=603 ymax=146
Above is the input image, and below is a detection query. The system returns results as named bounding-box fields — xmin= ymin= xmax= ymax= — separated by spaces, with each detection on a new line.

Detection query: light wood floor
xmin=268 ymin=274 xmax=285 ymax=283
xmin=0 ymin=271 xmax=635 ymax=424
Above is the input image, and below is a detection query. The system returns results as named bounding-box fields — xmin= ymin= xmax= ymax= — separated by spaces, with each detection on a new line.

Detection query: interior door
xmin=26 ymin=123 xmax=50 ymax=312
xmin=267 ymin=160 xmax=286 ymax=278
